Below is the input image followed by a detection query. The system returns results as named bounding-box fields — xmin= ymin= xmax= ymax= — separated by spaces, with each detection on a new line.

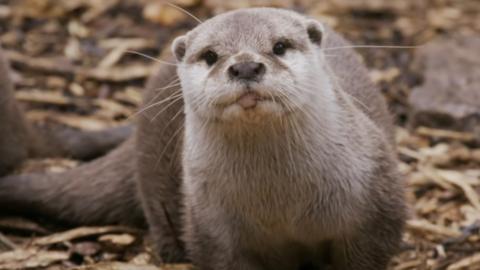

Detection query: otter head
xmin=172 ymin=8 xmax=331 ymax=125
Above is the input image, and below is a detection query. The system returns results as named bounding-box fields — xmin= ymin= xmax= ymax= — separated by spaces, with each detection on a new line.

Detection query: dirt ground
xmin=0 ymin=0 xmax=479 ymax=269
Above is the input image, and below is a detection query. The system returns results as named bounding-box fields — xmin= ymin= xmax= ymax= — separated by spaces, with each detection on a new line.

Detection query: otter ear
xmin=306 ymin=20 xmax=324 ymax=46
xmin=172 ymin=35 xmax=186 ymax=62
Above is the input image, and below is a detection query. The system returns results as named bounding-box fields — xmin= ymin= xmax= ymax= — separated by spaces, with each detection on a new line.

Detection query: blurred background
xmin=0 ymin=0 xmax=479 ymax=269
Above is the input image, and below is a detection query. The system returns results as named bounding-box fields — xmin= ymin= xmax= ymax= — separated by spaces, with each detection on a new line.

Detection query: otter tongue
xmin=237 ymin=92 xmax=259 ymax=109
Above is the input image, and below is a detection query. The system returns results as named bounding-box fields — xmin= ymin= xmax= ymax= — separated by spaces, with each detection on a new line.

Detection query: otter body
xmin=1 ymin=8 xmax=406 ymax=270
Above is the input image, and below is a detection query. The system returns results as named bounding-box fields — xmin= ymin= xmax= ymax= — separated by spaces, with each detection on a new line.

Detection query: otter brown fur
xmin=0 ymin=46 xmax=133 ymax=176
xmin=0 ymin=8 xmax=406 ymax=270
xmin=0 ymin=47 xmax=32 ymax=175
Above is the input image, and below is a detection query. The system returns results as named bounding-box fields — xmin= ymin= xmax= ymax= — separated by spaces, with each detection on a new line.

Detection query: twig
xmin=0 ymin=232 xmax=18 ymax=250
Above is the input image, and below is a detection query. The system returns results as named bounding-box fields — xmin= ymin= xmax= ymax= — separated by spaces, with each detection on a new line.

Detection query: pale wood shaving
xmin=33 ymin=226 xmax=140 ymax=246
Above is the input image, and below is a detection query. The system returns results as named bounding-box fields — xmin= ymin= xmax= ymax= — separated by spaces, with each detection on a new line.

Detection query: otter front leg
xmin=330 ymin=216 xmax=404 ymax=270
xmin=184 ymin=208 xmax=264 ymax=270
xmin=136 ymin=170 xmax=186 ymax=262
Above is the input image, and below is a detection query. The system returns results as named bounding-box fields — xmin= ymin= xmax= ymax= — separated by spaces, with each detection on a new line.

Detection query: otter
xmin=0 ymin=8 xmax=406 ymax=270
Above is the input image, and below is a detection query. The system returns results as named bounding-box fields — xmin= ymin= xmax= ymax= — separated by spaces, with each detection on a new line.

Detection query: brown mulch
xmin=0 ymin=0 xmax=479 ymax=269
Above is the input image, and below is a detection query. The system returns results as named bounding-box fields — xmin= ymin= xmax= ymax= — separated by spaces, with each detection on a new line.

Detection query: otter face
xmin=172 ymin=8 xmax=328 ymax=124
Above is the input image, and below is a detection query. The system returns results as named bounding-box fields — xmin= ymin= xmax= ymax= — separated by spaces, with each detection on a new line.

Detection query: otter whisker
xmin=204 ymin=85 xmax=222 ymax=110
xmin=150 ymin=95 xmax=184 ymax=122
xmin=152 ymin=99 xmax=184 ymax=123
xmin=295 ymin=74 xmax=370 ymax=114
xmin=155 ymin=105 xmax=185 ymax=169
xmin=287 ymin=118 xmax=312 ymax=165
xmin=267 ymin=114 xmax=282 ymax=172
xmin=323 ymin=54 xmax=340 ymax=57
xmin=267 ymin=89 xmax=304 ymax=178
xmin=153 ymin=82 xmax=181 ymax=92
xmin=170 ymin=122 xmax=184 ymax=168
xmin=275 ymin=86 xmax=301 ymax=113
xmin=189 ymin=92 xmax=209 ymax=112
xmin=164 ymin=1 xmax=203 ymax=24
xmin=278 ymin=85 xmax=324 ymax=121
xmin=323 ymin=44 xmax=420 ymax=51
xmin=143 ymin=77 xmax=181 ymax=109
xmin=152 ymin=79 xmax=181 ymax=91
xmin=343 ymin=90 xmax=371 ymax=112
xmin=264 ymin=89 xmax=297 ymax=173
xmin=155 ymin=124 xmax=184 ymax=169
xmin=144 ymin=77 xmax=180 ymax=97
xmin=323 ymin=65 xmax=372 ymax=113
xmin=129 ymin=92 xmax=183 ymax=120
xmin=190 ymin=98 xmax=207 ymax=113
xmin=284 ymin=118 xmax=298 ymax=178
xmin=292 ymin=80 xmax=328 ymax=97
xmin=126 ymin=50 xmax=178 ymax=66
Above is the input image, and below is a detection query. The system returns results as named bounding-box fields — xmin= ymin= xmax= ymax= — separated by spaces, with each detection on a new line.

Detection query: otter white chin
xmin=0 ymin=7 xmax=406 ymax=270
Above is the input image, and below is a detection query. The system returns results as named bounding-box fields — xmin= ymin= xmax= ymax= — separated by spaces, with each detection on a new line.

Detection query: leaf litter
xmin=0 ymin=0 xmax=479 ymax=269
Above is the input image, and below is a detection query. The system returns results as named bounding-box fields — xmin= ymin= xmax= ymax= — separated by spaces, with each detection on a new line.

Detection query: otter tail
xmin=0 ymin=46 xmax=133 ymax=174
xmin=0 ymin=139 xmax=145 ymax=227
xmin=30 ymin=124 xmax=134 ymax=161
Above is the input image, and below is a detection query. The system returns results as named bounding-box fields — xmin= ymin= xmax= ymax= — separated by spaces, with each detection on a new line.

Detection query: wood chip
xmin=98 ymin=45 xmax=129 ymax=68
xmin=419 ymin=166 xmax=456 ymax=191
xmin=0 ymin=233 xmax=17 ymax=251
xmin=79 ymin=65 xmax=155 ymax=82
xmin=15 ymin=90 xmax=72 ymax=105
xmin=6 ymin=49 xmax=155 ymax=82
xmin=5 ymin=49 xmax=76 ymax=75
xmin=369 ymin=67 xmax=401 ymax=84
xmin=407 ymin=219 xmax=462 ymax=238
xmin=447 ymin=252 xmax=480 ymax=270
xmin=436 ymin=170 xmax=480 ymax=211
xmin=99 ymin=38 xmax=155 ymax=50
xmin=33 ymin=226 xmax=139 ymax=246
xmin=416 ymin=127 xmax=475 ymax=142
xmin=0 ymin=249 xmax=69 ymax=270
xmin=73 ymin=262 xmax=159 ymax=270
xmin=98 ymin=234 xmax=135 ymax=246
xmin=72 ymin=242 xmax=101 ymax=257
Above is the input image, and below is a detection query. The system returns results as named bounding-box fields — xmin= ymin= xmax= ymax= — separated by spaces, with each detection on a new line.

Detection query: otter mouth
xmin=212 ymin=89 xmax=290 ymax=122
xmin=235 ymin=91 xmax=272 ymax=109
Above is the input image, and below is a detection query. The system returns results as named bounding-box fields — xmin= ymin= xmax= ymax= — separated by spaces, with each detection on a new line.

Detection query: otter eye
xmin=201 ymin=50 xmax=218 ymax=66
xmin=273 ymin=41 xmax=288 ymax=56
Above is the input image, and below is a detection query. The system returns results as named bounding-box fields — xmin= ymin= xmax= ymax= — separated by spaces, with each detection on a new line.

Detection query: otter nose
xmin=228 ymin=61 xmax=266 ymax=81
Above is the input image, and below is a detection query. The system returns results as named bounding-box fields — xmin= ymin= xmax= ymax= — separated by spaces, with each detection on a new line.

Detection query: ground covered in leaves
xmin=0 ymin=0 xmax=479 ymax=269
